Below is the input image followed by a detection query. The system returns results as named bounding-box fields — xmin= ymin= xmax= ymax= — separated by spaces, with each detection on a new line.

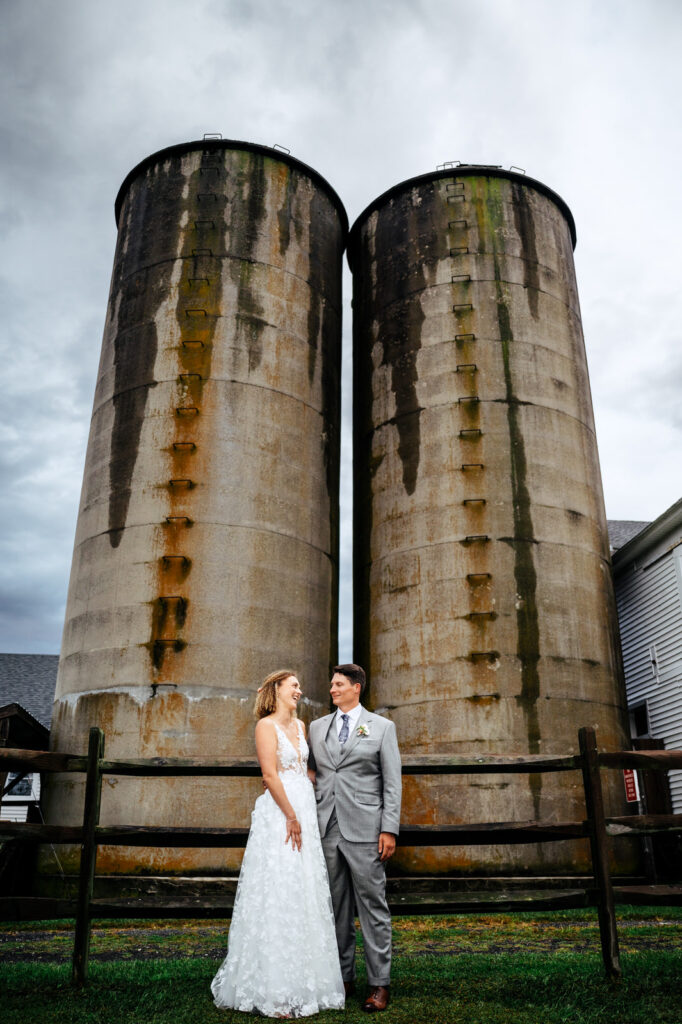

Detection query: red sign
xmin=623 ymin=768 xmax=640 ymax=803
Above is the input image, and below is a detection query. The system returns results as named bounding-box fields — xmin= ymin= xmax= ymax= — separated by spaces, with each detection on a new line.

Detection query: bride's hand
xmin=285 ymin=816 xmax=302 ymax=852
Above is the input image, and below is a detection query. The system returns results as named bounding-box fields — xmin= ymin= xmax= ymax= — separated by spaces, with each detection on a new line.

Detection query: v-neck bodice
xmin=274 ymin=720 xmax=308 ymax=777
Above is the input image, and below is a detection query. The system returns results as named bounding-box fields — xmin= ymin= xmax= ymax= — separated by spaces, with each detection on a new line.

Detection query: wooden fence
xmin=1 ymin=726 xmax=682 ymax=986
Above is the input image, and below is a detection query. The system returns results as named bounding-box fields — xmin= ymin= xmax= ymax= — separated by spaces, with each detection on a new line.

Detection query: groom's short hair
xmin=333 ymin=663 xmax=366 ymax=695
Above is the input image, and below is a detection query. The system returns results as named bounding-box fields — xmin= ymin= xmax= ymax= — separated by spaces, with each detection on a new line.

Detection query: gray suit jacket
xmin=308 ymin=707 xmax=402 ymax=843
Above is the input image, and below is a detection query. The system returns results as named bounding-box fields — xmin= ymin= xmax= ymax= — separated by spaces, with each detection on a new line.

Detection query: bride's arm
xmin=254 ymin=720 xmax=302 ymax=851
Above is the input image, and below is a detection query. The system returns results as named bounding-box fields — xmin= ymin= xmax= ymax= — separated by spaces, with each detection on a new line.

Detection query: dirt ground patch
xmin=2 ymin=916 xmax=681 ymax=964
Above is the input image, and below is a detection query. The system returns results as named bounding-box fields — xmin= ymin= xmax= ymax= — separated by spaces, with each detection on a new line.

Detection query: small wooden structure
xmin=0 ymin=703 xmax=49 ymax=817
xmin=1 ymin=726 xmax=681 ymax=986
xmin=0 ymin=704 xmax=50 ymax=895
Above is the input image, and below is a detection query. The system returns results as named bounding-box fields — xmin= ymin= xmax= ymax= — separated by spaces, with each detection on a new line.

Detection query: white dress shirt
xmin=336 ymin=703 xmax=363 ymax=739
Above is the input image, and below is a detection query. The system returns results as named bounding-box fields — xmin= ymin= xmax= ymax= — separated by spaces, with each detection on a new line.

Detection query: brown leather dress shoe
xmin=362 ymin=985 xmax=390 ymax=1012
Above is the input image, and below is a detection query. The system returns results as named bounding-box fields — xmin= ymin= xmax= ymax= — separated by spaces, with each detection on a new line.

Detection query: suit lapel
xmin=336 ymin=706 xmax=369 ymax=765
xmin=322 ymin=712 xmax=337 ymax=743
xmin=321 ymin=713 xmax=341 ymax=765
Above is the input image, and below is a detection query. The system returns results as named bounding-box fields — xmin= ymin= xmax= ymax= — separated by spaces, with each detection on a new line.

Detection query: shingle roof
xmin=607 ymin=520 xmax=650 ymax=553
xmin=0 ymin=654 xmax=58 ymax=729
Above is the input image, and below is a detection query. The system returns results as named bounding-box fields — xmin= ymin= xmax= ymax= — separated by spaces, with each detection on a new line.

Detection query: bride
xmin=211 ymin=669 xmax=345 ymax=1018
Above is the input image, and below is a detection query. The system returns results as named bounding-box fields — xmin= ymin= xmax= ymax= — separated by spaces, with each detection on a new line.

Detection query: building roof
xmin=0 ymin=654 xmax=57 ymax=729
xmin=611 ymin=497 xmax=682 ymax=574
xmin=607 ymin=520 xmax=650 ymax=553
xmin=0 ymin=703 xmax=50 ymax=749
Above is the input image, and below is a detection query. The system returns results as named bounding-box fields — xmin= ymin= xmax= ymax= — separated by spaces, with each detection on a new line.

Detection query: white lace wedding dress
xmin=211 ymin=719 xmax=345 ymax=1018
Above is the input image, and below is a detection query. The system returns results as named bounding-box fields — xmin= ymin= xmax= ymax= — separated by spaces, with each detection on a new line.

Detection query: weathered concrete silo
xmin=349 ymin=167 xmax=633 ymax=874
xmin=46 ymin=140 xmax=347 ymax=874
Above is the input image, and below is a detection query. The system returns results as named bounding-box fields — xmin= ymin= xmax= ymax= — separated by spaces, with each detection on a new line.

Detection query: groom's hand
xmin=378 ymin=832 xmax=396 ymax=862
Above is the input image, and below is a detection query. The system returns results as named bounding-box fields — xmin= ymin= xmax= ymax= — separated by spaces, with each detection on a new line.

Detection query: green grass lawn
xmin=2 ymin=909 xmax=681 ymax=1023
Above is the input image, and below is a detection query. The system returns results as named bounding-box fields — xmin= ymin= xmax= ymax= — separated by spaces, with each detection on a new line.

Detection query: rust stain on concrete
xmin=148 ymin=149 xmax=228 ymax=677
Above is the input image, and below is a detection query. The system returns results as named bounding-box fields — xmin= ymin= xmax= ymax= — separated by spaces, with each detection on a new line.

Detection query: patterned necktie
xmin=339 ymin=713 xmax=350 ymax=745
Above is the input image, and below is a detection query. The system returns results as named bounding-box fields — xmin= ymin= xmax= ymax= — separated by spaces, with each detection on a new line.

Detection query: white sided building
xmin=610 ymin=500 xmax=682 ymax=813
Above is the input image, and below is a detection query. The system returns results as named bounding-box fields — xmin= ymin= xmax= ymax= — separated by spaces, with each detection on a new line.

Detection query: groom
xmin=308 ymin=663 xmax=402 ymax=1013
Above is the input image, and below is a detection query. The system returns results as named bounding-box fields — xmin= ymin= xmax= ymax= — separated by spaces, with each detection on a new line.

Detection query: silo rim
xmin=114 ymin=138 xmax=349 ymax=237
xmin=346 ymin=166 xmax=576 ymax=269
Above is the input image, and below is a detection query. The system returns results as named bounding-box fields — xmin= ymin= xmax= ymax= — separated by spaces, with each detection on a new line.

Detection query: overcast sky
xmin=1 ymin=0 xmax=681 ymax=657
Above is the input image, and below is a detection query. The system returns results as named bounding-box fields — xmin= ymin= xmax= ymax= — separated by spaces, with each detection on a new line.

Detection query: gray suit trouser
xmin=321 ymin=811 xmax=391 ymax=987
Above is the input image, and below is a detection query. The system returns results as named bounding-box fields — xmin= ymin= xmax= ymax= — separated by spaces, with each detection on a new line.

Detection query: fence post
xmin=72 ymin=727 xmax=104 ymax=986
xmin=579 ymin=726 xmax=621 ymax=980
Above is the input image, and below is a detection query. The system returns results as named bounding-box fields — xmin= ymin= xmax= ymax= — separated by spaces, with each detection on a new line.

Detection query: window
xmin=629 ymin=702 xmax=649 ymax=739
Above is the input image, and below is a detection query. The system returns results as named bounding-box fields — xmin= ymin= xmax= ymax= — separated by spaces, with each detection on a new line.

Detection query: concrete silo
xmin=348 ymin=167 xmax=633 ymax=874
xmin=45 ymin=140 xmax=347 ymax=875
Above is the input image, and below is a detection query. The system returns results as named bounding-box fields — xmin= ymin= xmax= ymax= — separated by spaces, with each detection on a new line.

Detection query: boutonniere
xmin=357 ymin=723 xmax=370 ymax=737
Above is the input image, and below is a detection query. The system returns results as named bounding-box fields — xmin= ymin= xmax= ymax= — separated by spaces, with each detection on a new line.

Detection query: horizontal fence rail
xmin=0 ymin=820 xmax=592 ymax=846
xmin=1 ymin=727 xmax=682 ymax=986
xmin=4 ymin=749 xmax=682 ymax=775
xmin=3 ymin=748 xmax=682 ymax=776
xmin=5 ymin=816 xmax=679 ymax=848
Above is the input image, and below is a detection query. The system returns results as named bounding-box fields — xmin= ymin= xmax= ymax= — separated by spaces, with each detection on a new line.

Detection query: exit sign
xmin=623 ymin=768 xmax=640 ymax=803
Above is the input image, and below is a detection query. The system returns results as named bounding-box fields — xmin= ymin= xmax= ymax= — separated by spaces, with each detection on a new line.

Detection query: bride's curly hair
xmin=254 ymin=669 xmax=297 ymax=719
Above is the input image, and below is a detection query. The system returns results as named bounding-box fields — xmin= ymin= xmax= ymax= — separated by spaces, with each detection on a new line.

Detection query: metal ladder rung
xmin=469 ymin=650 xmax=498 ymax=662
